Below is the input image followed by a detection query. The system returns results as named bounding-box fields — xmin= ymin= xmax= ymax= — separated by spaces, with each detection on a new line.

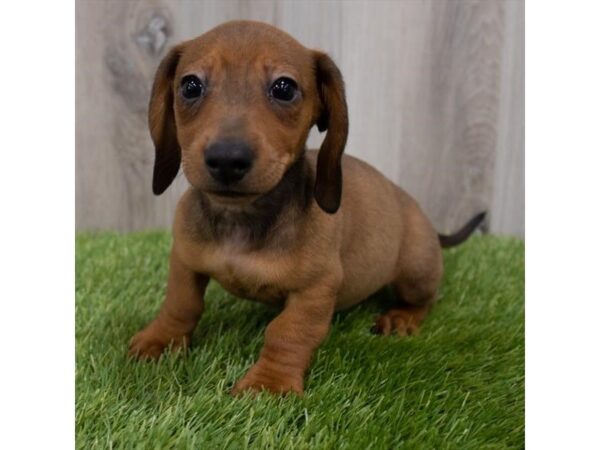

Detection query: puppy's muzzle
xmin=204 ymin=140 xmax=254 ymax=185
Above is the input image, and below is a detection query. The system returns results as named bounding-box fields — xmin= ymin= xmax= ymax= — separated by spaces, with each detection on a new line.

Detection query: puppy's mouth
xmin=206 ymin=189 xmax=257 ymax=197
xmin=205 ymin=189 xmax=261 ymax=203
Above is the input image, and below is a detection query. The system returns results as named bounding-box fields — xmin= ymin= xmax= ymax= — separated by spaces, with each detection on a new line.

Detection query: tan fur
xmin=129 ymin=21 xmax=446 ymax=396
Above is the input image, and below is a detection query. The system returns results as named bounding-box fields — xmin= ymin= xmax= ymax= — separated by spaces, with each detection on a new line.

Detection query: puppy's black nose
xmin=204 ymin=140 xmax=254 ymax=184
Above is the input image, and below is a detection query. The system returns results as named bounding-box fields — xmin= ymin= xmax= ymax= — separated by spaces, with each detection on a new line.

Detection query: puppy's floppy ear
xmin=148 ymin=44 xmax=185 ymax=195
xmin=313 ymin=52 xmax=349 ymax=214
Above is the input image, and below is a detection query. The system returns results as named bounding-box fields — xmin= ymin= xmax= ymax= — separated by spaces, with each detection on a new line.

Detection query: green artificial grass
xmin=76 ymin=232 xmax=524 ymax=449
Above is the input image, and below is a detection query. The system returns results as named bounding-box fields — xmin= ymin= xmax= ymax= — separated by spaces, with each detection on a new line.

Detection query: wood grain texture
xmin=76 ymin=0 xmax=524 ymax=236
xmin=492 ymin=0 xmax=525 ymax=236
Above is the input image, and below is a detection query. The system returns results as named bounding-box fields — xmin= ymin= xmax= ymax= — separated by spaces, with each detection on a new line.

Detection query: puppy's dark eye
xmin=269 ymin=77 xmax=298 ymax=102
xmin=181 ymin=75 xmax=204 ymax=99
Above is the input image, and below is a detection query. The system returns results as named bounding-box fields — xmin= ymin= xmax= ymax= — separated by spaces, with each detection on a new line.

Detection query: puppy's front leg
xmin=232 ymin=282 xmax=339 ymax=396
xmin=129 ymin=245 xmax=208 ymax=360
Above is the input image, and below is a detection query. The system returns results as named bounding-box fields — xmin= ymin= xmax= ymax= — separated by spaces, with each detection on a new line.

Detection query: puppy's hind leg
xmin=372 ymin=238 xmax=443 ymax=337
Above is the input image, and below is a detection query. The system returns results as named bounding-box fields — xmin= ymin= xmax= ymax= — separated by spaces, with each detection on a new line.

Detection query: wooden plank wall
xmin=76 ymin=0 xmax=524 ymax=236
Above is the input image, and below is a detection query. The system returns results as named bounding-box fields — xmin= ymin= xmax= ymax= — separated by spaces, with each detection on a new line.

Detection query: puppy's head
xmin=149 ymin=21 xmax=348 ymax=213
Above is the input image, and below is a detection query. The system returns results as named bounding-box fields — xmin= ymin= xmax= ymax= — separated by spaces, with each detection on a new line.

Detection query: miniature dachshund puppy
xmin=128 ymin=20 xmax=485 ymax=395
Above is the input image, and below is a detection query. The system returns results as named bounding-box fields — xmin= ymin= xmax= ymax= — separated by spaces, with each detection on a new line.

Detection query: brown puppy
xmin=129 ymin=21 xmax=485 ymax=395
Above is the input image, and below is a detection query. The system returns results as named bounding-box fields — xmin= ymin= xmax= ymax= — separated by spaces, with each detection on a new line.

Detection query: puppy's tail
xmin=438 ymin=212 xmax=487 ymax=248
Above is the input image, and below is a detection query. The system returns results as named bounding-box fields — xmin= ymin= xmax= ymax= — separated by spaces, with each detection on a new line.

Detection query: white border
xmin=527 ymin=1 xmax=600 ymax=448
xmin=0 ymin=1 xmax=74 ymax=448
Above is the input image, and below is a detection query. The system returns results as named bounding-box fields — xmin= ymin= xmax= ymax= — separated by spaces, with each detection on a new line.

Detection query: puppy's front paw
xmin=231 ymin=363 xmax=304 ymax=396
xmin=128 ymin=322 xmax=190 ymax=360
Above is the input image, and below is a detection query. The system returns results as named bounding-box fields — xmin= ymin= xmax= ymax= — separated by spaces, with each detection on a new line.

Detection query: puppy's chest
xmin=178 ymin=240 xmax=291 ymax=305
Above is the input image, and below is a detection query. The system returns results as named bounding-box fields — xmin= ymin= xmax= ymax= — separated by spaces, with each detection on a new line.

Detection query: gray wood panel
xmin=492 ymin=0 xmax=525 ymax=236
xmin=76 ymin=0 xmax=524 ymax=236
